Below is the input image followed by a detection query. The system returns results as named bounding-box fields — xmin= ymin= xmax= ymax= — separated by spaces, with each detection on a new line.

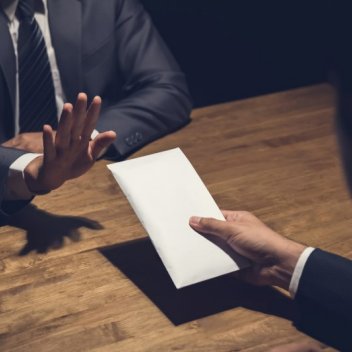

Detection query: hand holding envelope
xmin=108 ymin=148 xmax=249 ymax=288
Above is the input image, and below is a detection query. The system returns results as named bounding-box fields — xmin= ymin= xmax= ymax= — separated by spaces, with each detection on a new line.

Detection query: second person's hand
xmin=189 ymin=210 xmax=306 ymax=290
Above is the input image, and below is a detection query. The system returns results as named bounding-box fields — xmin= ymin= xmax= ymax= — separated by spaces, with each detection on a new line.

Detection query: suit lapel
xmin=0 ymin=8 xmax=16 ymax=122
xmin=48 ymin=0 xmax=82 ymax=103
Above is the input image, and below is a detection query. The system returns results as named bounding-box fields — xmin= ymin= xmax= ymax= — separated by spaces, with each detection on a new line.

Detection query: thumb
xmin=189 ymin=216 xmax=233 ymax=240
xmin=91 ymin=131 xmax=116 ymax=159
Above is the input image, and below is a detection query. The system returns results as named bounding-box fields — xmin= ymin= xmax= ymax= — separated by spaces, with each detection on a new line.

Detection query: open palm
xmin=25 ymin=93 xmax=116 ymax=194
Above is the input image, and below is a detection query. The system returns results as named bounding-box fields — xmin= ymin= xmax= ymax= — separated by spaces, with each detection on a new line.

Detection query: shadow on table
xmin=100 ymin=237 xmax=352 ymax=350
xmin=100 ymin=237 xmax=297 ymax=325
xmin=4 ymin=204 xmax=103 ymax=255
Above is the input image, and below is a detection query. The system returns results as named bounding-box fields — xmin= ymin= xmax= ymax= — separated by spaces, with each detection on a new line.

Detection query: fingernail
xmin=64 ymin=103 xmax=73 ymax=110
xmin=189 ymin=216 xmax=201 ymax=226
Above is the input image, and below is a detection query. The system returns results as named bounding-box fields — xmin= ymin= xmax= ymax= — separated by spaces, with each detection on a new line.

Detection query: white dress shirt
xmin=289 ymin=246 xmax=315 ymax=297
xmin=2 ymin=0 xmax=66 ymax=199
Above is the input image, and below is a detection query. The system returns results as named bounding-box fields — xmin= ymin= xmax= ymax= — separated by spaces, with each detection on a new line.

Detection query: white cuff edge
xmin=289 ymin=246 xmax=316 ymax=298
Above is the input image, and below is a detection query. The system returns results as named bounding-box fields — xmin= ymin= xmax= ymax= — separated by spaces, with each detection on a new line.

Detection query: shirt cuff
xmin=91 ymin=129 xmax=99 ymax=140
xmin=289 ymin=246 xmax=316 ymax=298
xmin=5 ymin=153 xmax=42 ymax=200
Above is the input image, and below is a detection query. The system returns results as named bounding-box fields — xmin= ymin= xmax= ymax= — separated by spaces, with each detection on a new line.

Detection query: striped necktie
xmin=16 ymin=0 xmax=58 ymax=133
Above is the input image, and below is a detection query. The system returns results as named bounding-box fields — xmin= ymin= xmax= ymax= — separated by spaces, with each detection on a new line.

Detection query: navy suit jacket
xmin=296 ymin=249 xmax=352 ymax=320
xmin=0 ymin=0 xmax=192 ymax=218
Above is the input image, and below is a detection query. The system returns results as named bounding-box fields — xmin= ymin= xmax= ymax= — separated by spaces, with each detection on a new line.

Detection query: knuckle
xmin=54 ymin=141 xmax=66 ymax=154
xmin=81 ymin=134 xmax=91 ymax=142
xmin=200 ymin=217 xmax=214 ymax=229
xmin=227 ymin=213 xmax=238 ymax=222
xmin=239 ymin=211 xmax=253 ymax=220
xmin=199 ymin=217 xmax=208 ymax=226
xmin=241 ymin=210 xmax=251 ymax=216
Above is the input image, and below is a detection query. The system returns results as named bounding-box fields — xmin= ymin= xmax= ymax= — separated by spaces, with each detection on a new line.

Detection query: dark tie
xmin=17 ymin=0 xmax=58 ymax=133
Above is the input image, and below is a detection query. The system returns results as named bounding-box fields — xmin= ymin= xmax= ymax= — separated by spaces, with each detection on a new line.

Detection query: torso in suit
xmin=0 ymin=0 xmax=192 ymax=218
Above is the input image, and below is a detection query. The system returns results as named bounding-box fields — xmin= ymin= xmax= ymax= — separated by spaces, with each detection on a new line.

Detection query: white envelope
xmin=107 ymin=148 xmax=249 ymax=288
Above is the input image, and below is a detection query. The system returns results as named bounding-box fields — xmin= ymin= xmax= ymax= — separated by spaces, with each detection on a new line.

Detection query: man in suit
xmin=1 ymin=93 xmax=116 ymax=218
xmin=190 ymin=210 xmax=352 ymax=322
xmin=0 ymin=0 xmax=192 ymax=218
xmin=189 ymin=12 xmax=352 ymax=330
xmin=189 ymin=72 xmax=352 ymax=327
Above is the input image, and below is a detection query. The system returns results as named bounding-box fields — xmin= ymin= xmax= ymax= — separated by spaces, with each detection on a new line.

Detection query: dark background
xmin=141 ymin=0 xmax=335 ymax=107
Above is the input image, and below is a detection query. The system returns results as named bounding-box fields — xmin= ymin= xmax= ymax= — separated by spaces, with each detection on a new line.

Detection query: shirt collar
xmin=1 ymin=0 xmax=46 ymax=21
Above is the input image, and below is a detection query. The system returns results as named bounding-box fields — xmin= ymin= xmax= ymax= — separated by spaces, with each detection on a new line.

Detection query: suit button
xmin=136 ymin=132 xmax=143 ymax=142
xmin=125 ymin=136 xmax=133 ymax=146
xmin=125 ymin=132 xmax=143 ymax=147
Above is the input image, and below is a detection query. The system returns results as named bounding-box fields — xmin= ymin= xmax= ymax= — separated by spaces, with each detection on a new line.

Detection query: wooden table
xmin=1 ymin=84 xmax=351 ymax=351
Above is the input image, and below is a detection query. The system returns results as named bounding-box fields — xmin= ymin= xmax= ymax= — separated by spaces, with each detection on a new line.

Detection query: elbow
xmin=167 ymin=92 xmax=192 ymax=132
xmin=177 ymin=89 xmax=193 ymax=126
xmin=167 ymin=75 xmax=193 ymax=130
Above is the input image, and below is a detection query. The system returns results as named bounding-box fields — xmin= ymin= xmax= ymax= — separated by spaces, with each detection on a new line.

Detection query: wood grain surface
xmin=1 ymin=84 xmax=350 ymax=351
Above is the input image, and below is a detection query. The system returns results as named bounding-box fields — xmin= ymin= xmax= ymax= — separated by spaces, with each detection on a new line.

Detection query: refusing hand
xmin=24 ymin=93 xmax=116 ymax=194
xmin=189 ymin=210 xmax=306 ymax=290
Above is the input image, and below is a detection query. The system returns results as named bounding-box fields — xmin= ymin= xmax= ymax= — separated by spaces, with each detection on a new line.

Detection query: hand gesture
xmin=24 ymin=93 xmax=116 ymax=194
xmin=190 ymin=210 xmax=306 ymax=290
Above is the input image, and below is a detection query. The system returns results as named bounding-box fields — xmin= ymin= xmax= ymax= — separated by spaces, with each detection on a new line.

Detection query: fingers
xmin=55 ymin=103 xmax=73 ymax=150
xmin=81 ymin=96 xmax=102 ymax=140
xmin=90 ymin=131 xmax=116 ymax=160
xmin=77 ymin=218 xmax=104 ymax=230
xmin=71 ymin=93 xmax=88 ymax=141
xmin=57 ymin=94 xmax=103 ymax=150
xmin=189 ymin=216 xmax=233 ymax=241
xmin=233 ymin=266 xmax=258 ymax=286
xmin=42 ymin=124 xmax=56 ymax=162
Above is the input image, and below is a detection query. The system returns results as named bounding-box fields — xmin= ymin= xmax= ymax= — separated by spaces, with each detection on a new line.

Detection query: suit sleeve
xmin=0 ymin=146 xmax=30 ymax=221
xmin=295 ymin=249 xmax=352 ymax=320
xmin=95 ymin=0 xmax=192 ymax=159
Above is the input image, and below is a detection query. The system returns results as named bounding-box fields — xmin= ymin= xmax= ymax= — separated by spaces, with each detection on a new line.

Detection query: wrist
xmin=24 ymin=156 xmax=51 ymax=195
xmin=271 ymin=239 xmax=306 ymax=290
